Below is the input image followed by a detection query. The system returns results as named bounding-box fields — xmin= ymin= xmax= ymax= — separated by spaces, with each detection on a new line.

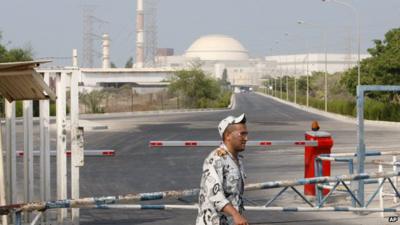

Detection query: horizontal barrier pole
xmin=317 ymin=156 xmax=349 ymax=161
xmin=0 ymin=189 xmax=200 ymax=215
xmin=5 ymin=150 xmax=116 ymax=157
xmin=97 ymin=204 xmax=400 ymax=212
xmin=149 ymin=140 xmax=318 ymax=147
xmin=2 ymin=171 xmax=399 ymax=215
xmin=318 ymin=179 xmax=378 ymax=190
xmin=97 ymin=204 xmax=197 ymax=210
xmin=244 ymin=171 xmax=400 ymax=191
xmin=319 ymin=151 xmax=400 ymax=158
xmin=246 ymin=206 xmax=400 ymax=212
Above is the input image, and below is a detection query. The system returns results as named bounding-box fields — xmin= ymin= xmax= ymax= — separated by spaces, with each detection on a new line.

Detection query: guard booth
xmin=0 ymin=61 xmax=83 ymax=225
xmin=0 ymin=60 xmax=56 ymax=225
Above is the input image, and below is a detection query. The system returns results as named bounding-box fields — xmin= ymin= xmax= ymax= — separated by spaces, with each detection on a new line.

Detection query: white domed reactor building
xmin=185 ymin=35 xmax=249 ymax=61
xmin=156 ymin=34 xmax=268 ymax=89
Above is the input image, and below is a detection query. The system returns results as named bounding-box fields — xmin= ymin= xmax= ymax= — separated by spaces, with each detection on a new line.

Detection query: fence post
xmin=56 ymin=72 xmax=68 ymax=222
xmin=5 ymin=100 xmax=16 ymax=224
xmin=393 ymin=156 xmax=398 ymax=204
xmin=356 ymin=85 xmax=366 ymax=206
xmin=0 ymin=121 xmax=8 ymax=225
xmin=294 ymin=77 xmax=297 ymax=104
xmin=39 ymin=72 xmax=51 ymax=223
xmin=23 ymin=100 xmax=34 ymax=222
xmin=71 ymin=70 xmax=83 ymax=225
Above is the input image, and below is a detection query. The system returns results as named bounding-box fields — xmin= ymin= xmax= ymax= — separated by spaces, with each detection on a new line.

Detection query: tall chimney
xmin=102 ymin=34 xmax=111 ymax=68
xmin=72 ymin=49 xmax=78 ymax=67
xmin=135 ymin=0 xmax=144 ymax=68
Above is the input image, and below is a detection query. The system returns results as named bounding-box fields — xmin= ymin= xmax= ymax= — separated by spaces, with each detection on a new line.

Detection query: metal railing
xmin=2 ymin=171 xmax=400 ymax=225
xmin=315 ymin=151 xmax=400 ymax=210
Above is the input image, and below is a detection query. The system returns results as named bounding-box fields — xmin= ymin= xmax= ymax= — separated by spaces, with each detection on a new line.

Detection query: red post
xmin=304 ymin=130 xmax=333 ymax=196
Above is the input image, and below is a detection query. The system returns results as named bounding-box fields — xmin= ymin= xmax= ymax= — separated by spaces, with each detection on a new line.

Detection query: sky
xmin=0 ymin=0 xmax=399 ymax=67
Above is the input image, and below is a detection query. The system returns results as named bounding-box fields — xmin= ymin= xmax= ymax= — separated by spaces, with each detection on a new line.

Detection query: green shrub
xmin=169 ymin=68 xmax=232 ymax=109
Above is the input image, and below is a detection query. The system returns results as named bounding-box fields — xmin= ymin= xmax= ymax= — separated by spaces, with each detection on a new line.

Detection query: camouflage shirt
xmin=195 ymin=144 xmax=245 ymax=225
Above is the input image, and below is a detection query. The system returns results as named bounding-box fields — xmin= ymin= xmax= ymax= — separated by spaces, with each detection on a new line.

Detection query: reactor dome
xmin=185 ymin=34 xmax=249 ymax=61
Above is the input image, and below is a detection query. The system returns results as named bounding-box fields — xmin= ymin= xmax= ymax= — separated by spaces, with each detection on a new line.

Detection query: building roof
xmin=185 ymin=34 xmax=249 ymax=61
xmin=0 ymin=60 xmax=56 ymax=102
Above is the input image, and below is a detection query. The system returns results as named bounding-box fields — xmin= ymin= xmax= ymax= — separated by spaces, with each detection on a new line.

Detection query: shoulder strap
xmin=214 ymin=147 xmax=228 ymax=157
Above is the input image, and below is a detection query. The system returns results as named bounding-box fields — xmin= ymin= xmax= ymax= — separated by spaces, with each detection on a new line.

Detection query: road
xmin=12 ymin=92 xmax=400 ymax=224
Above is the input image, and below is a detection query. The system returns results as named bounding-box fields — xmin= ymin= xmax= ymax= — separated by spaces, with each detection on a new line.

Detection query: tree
xmin=1 ymin=47 xmax=33 ymax=62
xmin=0 ymin=32 xmax=33 ymax=117
xmin=0 ymin=35 xmax=33 ymax=63
xmin=341 ymin=28 xmax=400 ymax=100
xmin=168 ymin=68 xmax=221 ymax=108
xmin=125 ymin=57 xmax=133 ymax=68
xmin=110 ymin=62 xmax=117 ymax=68
xmin=219 ymin=68 xmax=231 ymax=87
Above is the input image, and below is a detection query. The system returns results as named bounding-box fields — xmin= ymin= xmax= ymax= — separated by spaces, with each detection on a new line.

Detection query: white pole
xmin=0 ymin=122 xmax=8 ymax=225
xmin=39 ymin=72 xmax=51 ymax=223
xmin=326 ymin=0 xmax=361 ymax=85
xmin=357 ymin=14 xmax=361 ymax=86
xmin=71 ymin=70 xmax=83 ymax=225
xmin=56 ymin=72 xmax=68 ymax=222
xmin=23 ymin=100 xmax=34 ymax=222
xmin=378 ymin=164 xmax=384 ymax=218
xmin=324 ymin=31 xmax=328 ymax=112
xmin=294 ymin=77 xmax=297 ymax=104
xmin=294 ymin=55 xmax=297 ymax=104
xmin=286 ymin=76 xmax=289 ymax=101
xmin=306 ymin=53 xmax=309 ymax=107
xmin=5 ymin=101 xmax=16 ymax=205
xmin=102 ymin=34 xmax=111 ymax=69
xmin=72 ymin=49 xmax=78 ymax=67
xmin=393 ymin=156 xmax=398 ymax=204
xmin=297 ymin=20 xmax=326 ymax=110
xmin=135 ymin=0 xmax=144 ymax=68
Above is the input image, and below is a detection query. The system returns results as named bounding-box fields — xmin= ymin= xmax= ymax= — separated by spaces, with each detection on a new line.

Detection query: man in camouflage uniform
xmin=196 ymin=113 xmax=249 ymax=225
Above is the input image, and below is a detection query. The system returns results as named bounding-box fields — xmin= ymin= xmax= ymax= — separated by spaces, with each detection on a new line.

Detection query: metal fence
xmin=79 ymin=87 xmax=182 ymax=114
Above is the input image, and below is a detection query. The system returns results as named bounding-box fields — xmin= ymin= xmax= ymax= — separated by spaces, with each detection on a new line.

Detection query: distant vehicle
xmin=235 ymin=86 xmax=252 ymax=93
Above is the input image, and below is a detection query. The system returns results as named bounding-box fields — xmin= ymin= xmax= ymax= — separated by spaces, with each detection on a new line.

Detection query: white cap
xmin=218 ymin=113 xmax=246 ymax=138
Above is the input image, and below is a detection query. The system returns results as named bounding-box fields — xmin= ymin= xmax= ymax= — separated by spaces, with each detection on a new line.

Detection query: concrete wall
xmin=265 ymin=53 xmax=370 ymax=77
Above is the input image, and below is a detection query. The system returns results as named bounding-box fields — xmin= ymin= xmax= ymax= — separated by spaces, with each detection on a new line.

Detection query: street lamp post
xmin=294 ymin=55 xmax=297 ymax=104
xmin=323 ymin=0 xmax=363 ymax=205
xmin=306 ymin=53 xmax=309 ymax=107
xmin=324 ymin=31 xmax=328 ymax=111
xmin=285 ymin=56 xmax=289 ymax=101
xmin=322 ymin=0 xmax=361 ymax=85
xmin=298 ymin=20 xmax=328 ymax=111
xmin=286 ymin=76 xmax=289 ymax=101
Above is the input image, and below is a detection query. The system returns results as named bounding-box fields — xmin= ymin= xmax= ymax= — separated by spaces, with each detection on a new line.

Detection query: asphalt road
xmin=10 ymin=92 xmax=400 ymax=224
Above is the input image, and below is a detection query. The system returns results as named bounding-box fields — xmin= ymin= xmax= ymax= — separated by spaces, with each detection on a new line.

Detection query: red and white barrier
xmin=149 ymin=140 xmax=319 ymax=147
xmin=14 ymin=150 xmax=115 ymax=157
